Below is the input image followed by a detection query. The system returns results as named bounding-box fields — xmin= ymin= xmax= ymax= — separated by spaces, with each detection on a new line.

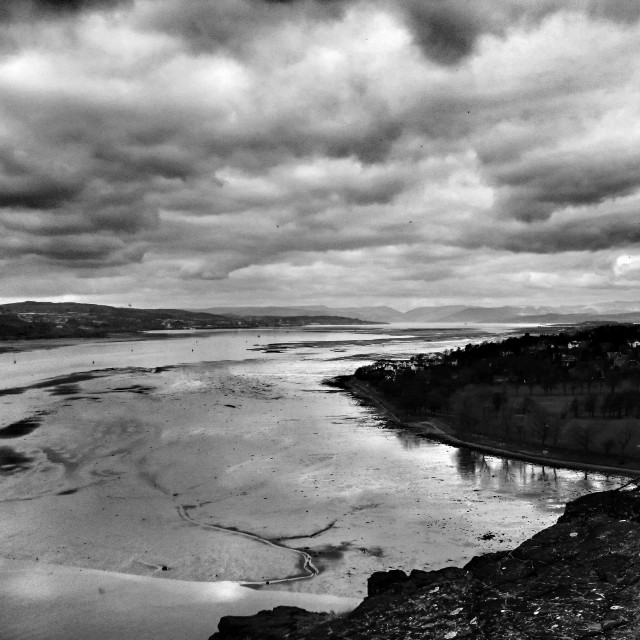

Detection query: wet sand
xmin=1 ymin=358 xmax=622 ymax=592
xmin=0 ymin=329 xmax=626 ymax=638
xmin=0 ymin=558 xmax=358 ymax=640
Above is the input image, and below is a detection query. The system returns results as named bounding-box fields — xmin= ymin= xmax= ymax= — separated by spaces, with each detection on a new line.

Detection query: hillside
xmin=351 ymin=324 xmax=640 ymax=471
xmin=0 ymin=302 xmax=371 ymax=341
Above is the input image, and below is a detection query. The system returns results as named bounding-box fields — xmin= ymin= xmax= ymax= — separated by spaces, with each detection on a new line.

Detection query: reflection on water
xmin=396 ymin=431 xmax=425 ymax=450
xmin=453 ymin=447 xmax=621 ymax=511
xmin=392 ymin=418 xmax=624 ymax=516
xmin=455 ymin=447 xmax=490 ymax=479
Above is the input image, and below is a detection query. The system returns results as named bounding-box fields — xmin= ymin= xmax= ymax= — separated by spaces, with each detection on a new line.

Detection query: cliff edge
xmin=211 ymin=486 xmax=640 ymax=639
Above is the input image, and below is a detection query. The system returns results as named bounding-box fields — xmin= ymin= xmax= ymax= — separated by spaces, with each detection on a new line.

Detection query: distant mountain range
xmin=197 ymin=303 xmax=640 ymax=324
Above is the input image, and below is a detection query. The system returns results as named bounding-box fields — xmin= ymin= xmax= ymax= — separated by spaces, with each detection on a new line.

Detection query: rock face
xmin=211 ymin=487 xmax=640 ymax=639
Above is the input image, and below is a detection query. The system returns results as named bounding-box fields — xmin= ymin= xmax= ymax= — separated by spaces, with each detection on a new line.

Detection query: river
xmin=0 ymin=324 xmax=625 ymax=639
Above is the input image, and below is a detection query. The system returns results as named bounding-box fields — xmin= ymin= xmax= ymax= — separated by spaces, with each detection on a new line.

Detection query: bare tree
xmin=500 ymin=402 xmax=516 ymax=440
xmin=617 ymin=426 xmax=633 ymax=461
xmin=569 ymin=397 xmax=579 ymax=418
xmin=531 ymin=404 xmax=555 ymax=448
xmin=583 ymin=394 xmax=597 ymax=417
xmin=602 ymin=437 xmax=616 ymax=456
xmin=570 ymin=424 xmax=593 ymax=452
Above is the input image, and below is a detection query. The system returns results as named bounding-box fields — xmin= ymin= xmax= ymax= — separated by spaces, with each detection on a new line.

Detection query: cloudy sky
xmin=1 ymin=0 xmax=640 ymax=310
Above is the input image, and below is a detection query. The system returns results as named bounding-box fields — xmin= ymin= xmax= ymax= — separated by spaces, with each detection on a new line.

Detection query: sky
xmin=1 ymin=0 xmax=640 ymax=311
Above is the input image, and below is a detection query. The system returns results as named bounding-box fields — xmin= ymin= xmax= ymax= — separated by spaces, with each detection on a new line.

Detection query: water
xmin=0 ymin=325 xmax=624 ymax=606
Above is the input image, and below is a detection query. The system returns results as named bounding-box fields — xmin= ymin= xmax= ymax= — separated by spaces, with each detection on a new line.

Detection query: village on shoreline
xmin=339 ymin=324 xmax=640 ymax=477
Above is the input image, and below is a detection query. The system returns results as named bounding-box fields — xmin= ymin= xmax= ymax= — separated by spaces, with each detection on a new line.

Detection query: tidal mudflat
xmin=0 ymin=327 xmax=625 ymax=638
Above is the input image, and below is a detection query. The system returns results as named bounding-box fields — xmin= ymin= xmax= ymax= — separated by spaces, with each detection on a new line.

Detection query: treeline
xmin=354 ymin=324 xmax=640 ymax=461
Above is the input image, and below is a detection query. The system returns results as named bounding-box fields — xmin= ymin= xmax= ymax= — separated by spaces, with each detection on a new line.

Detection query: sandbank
xmin=0 ymin=558 xmax=359 ymax=640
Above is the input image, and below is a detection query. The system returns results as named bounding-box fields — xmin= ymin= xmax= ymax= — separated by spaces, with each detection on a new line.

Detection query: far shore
xmin=0 ymin=332 xmax=167 ymax=355
xmin=333 ymin=375 xmax=640 ymax=479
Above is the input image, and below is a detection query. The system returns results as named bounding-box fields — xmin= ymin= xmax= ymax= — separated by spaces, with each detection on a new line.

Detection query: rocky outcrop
xmin=212 ymin=606 xmax=333 ymax=639
xmin=211 ymin=486 xmax=640 ymax=639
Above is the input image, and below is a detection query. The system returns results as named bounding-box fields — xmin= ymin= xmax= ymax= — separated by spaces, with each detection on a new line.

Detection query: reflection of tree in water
xmin=501 ymin=459 xmax=546 ymax=488
xmin=455 ymin=448 xmax=491 ymax=478
xmin=454 ymin=448 xmax=624 ymax=511
xmin=396 ymin=430 xmax=425 ymax=450
xmin=576 ymin=470 xmax=596 ymax=493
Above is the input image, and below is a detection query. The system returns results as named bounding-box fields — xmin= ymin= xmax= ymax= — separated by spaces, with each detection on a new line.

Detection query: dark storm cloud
xmin=0 ymin=147 xmax=83 ymax=209
xmin=0 ymin=178 xmax=80 ymax=209
xmin=216 ymin=118 xmax=403 ymax=167
xmin=92 ymin=143 xmax=198 ymax=181
xmin=0 ymin=229 xmax=147 ymax=266
xmin=502 ymin=214 xmax=640 ymax=254
xmin=490 ymin=152 xmax=640 ymax=223
xmin=0 ymin=0 xmax=128 ymax=21
xmin=138 ymin=0 xmax=349 ymax=55
xmin=394 ymin=0 xmax=496 ymax=65
xmin=459 ymin=206 xmax=640 ymax=255
xmin=34 ymin=235 xmax=144 ymax=264
xmin=0 ymin=128 xmax=159 ymax=266
xmin=393 ymin=0 xmax=640 ymax=64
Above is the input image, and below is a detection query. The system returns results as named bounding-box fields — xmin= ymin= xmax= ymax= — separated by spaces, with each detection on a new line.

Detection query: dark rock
xmin=210 ymin=606 xmax=332 ymax=640
xmin=367 ymin=569 xmax=410 ymax=596
xmin=208 ymin=488 xmax=640 ymax=639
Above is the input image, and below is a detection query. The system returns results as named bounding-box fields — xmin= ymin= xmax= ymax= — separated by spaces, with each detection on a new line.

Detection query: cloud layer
xmin=1 ymin=0 xmax=640 ymax=308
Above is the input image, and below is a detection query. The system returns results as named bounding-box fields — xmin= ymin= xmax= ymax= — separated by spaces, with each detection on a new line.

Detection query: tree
xmin=602 ymin=393 xmax=623 ymax=419
xmin=569 ymin=397 xmax=579 ymax=418
xmin=541 ymin=369 xmax=558 ymax=395
xmin=617 ymin=426 xmax=634 ymax=461
xmin=425 ymin=389 xmax=446 ymax=415
xmin=607 ymin=370 xmax=622 ymax=394
xmin=583 ymin=394 xmax=598 ymax=417
xmin=491 ymin=391 xmax=505 ymax=416
xmin=519 ymin=396 xmax=533 ymax=415
xmin=570 ymin=424 xmax=593 ymax=452
xmin=531 ymin=404 xmax=554 ymax=448
xmin=500 ymin=401 xmax=516 ymax=441
xmin=514 ymin=414 xmax=527 ymax=442
xmin=602 ymin=437 xmax=616 ymax=456
xmin=453 ymin=387 xmax=482 ymax=431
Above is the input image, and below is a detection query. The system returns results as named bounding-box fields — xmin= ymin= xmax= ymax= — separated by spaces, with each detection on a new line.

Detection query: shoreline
xmin=333 ymin=375 xmax=640 ymax=479
xmin=0 ymin=558 xmax=359 ymax=640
